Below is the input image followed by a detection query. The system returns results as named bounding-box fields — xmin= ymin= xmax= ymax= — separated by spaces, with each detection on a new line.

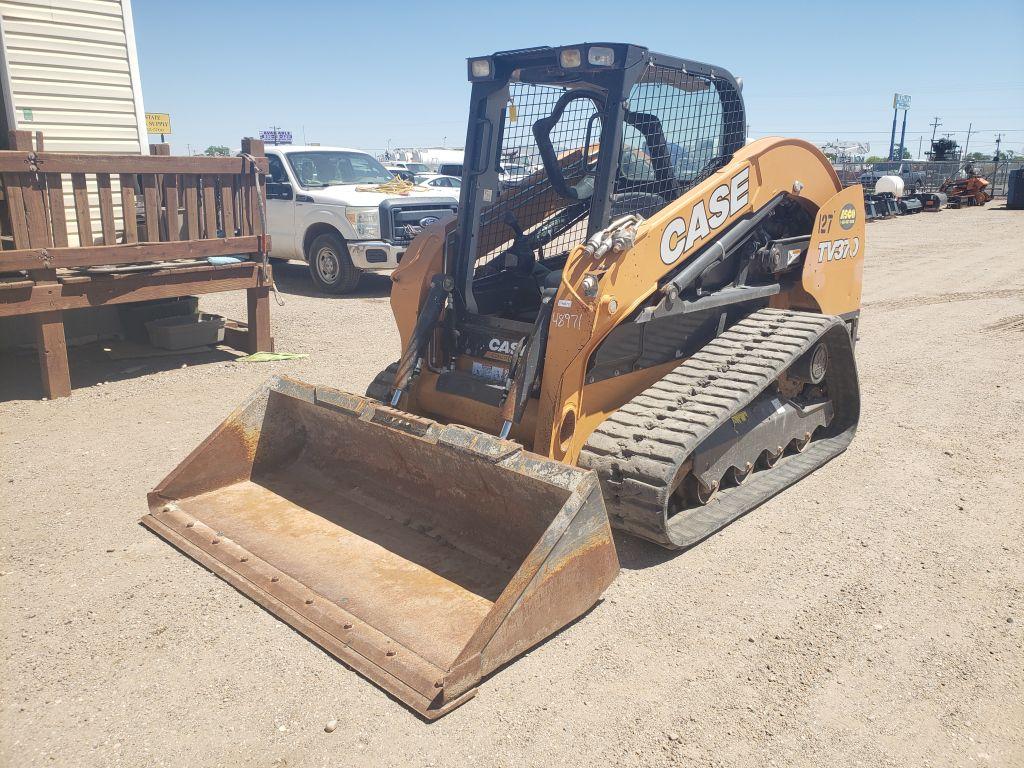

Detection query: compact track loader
xmin=146 ymin=43 xmax=863 ymax=718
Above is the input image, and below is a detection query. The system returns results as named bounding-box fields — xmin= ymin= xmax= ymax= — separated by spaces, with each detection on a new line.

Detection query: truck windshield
xmin=285 ymin=151 xmax=394 ymax=187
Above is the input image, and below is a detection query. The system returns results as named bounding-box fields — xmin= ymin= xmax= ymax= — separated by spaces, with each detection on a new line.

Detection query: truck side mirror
xmin=266 ymin=181 xmax=293 ymax=200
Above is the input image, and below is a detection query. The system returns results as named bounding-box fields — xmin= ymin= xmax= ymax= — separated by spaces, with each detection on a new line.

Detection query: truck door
xmin=265 ymin=153 xmax=297 ymax=258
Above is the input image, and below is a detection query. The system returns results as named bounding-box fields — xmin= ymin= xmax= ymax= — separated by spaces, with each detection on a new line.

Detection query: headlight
xmin=345 ymin=207 xmax=380 ymax=239
xmin=469 ymin=58 xmax=492 ymax=79
xmin=587 ymin=46 xmax=615 ymax=66
xmin=559 ymin=48 xmax=582 ymax=68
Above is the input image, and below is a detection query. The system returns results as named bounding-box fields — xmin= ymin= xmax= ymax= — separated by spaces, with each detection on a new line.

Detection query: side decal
xmin=660 ymin=167 xmax=750 ymax=265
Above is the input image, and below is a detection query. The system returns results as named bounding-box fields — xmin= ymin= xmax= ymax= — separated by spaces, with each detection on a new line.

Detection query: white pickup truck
xmin=263 ymin=145 xmax=459 ymax=293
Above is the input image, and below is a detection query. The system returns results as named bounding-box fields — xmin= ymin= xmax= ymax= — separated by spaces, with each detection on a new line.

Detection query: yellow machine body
xmin=391 ymin=137 xmax=864 ymax=462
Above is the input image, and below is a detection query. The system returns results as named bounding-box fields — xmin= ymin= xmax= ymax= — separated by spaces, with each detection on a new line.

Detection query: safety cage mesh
xmin=473 ymin=64 xmax=743 ymax=274
xmin=614 ymin=64 xmax=745 ymax=214
xmin=475 ymin=81 xmax=601 ymax=268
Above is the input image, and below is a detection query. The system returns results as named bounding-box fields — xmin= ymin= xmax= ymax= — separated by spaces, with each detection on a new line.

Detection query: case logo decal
xmin=488 ymin=338 xmax=520 ymax=355
xmin=660 ymin=167 xmax=750 ymax=265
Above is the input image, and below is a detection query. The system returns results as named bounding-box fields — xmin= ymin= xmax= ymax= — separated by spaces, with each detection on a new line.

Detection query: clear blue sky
xmin=133 ymin=0 xmax=1024 ymax=157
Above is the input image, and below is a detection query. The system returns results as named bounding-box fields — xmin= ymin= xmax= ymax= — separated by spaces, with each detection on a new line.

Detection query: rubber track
xmin=579 ymin=308 xmax=859 ymax=549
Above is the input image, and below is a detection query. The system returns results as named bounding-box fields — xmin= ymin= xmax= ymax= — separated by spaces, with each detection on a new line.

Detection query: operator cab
xmin=452 ymin=44 xmax=746 ymax=324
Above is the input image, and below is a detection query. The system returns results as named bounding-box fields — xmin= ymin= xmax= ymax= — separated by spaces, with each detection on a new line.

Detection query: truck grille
xmin=379 ymin=200 xmax=458 ymax=246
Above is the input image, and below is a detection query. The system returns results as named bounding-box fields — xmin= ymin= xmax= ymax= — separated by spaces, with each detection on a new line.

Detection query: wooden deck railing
xmin=0 ymin=131 xmax=274 ymax=399
xmin=0 ymin=132 xmax=269 ymax=273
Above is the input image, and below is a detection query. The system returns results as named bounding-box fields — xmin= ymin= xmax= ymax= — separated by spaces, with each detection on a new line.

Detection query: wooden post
xmin=240 ymin=137 xmax=265 ymax=157
xmin=11 ymin=130 xmax=71 ymax=397
xmin=33 ymin=310 xmax=72 ymax=399
xmin=149 ymin=143 xmax=171 ymax=156
xmin=240 ymin=137 xmax=265 ymax=236
xmin=240 ymin=136 xmax=272 ymax=354
xmin=246 ymin=284 xmax=273 ymax=354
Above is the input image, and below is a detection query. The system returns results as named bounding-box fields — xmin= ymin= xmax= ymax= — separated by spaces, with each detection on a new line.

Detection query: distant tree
xmin=966 ymin=152 xmax=989 ymax=162
xmin=863 ymin=148 xmax=911 ymax=163
xmin=204 ymin=145 xmax=230 ymax=157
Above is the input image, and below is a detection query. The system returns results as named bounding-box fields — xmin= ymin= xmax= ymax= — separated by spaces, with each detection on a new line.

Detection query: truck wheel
xmin=307 ymin=232 xmax=361 ymax=294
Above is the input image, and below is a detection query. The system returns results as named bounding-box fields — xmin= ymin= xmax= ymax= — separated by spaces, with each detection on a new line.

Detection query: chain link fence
xmin=831 ymin=159 xmax=1024 ymax=196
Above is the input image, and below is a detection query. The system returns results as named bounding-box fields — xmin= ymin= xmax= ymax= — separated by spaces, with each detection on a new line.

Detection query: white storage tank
xmin=875 ymin=175 xmax=905 ymax=197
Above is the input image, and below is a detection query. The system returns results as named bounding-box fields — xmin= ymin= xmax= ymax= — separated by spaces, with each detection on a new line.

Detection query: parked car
xmin=435 ymin=162 xmax=524 ymax=194
xmin=859 ymin=162 xmax=927 ymax=193
xmin=437 ymin=162 xmax=463 ymax=178
xmin=264 ymin=145 xmax=459 ymax=293
xmin=384 ymin=166 xmax=416 ymax=183
xmin=388 ymin=160 xmax=430 ymax=175
xmin=414 ymin=173 xmax=461 ymax=189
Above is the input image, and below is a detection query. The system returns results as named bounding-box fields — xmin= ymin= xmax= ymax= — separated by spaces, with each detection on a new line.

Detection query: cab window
xmin=267 ymin=154 xmax=288 ymax=183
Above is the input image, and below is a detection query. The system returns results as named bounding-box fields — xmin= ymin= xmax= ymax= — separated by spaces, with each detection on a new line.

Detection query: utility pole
xmin=962 ymin=122 xmax=973 ymax=162
xmin=917 ymin=135 xmax=923 ymax=159
xmin=928 ymin=116 xmax=942 ymax=158
xmin=888 ymin=105 xmax=899 ymax=161
xmin=993 ymin=133 xmax=1004 ymax=193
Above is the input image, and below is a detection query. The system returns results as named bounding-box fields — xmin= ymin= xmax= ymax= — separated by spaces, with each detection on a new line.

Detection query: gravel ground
xmin=1 ymin=206 xmax=1022 ymax=768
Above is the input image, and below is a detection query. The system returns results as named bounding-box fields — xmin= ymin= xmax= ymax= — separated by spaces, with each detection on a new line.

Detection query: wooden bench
xmin=0 ymin=131 xmax=274 ymax=398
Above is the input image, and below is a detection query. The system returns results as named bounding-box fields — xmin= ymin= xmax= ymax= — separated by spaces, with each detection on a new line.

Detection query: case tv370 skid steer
xmin=145 ymin=43 xmax=863 ymax=718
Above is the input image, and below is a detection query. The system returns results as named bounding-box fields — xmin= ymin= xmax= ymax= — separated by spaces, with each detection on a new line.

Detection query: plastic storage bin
xmin=146 ymin=313 xmax=225 ymax=350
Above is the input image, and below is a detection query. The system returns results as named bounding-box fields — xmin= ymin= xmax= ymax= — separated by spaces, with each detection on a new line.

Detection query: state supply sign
xmin=146 ymin=113 xmax=171 ymax=134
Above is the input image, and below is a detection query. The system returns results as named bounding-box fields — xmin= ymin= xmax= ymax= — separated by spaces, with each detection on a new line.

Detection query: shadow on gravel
xmin=0 ymin=343 xmax=238 ymax=402
xmin=613 ymin=531 xmax=682 ymax=571
xmin=271 ymin=260 xmax=392 ymax=299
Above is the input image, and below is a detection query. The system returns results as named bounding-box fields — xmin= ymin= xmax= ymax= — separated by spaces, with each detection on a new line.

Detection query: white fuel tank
xmin=875 ymin=175 xmax=905 ymax=197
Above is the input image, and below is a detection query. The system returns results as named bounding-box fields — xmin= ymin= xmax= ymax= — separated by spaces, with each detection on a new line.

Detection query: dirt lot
xmin=1 ymin=206 xmax=1022 ymax=768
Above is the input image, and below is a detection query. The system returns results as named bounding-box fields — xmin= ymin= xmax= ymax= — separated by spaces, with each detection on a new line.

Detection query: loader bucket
xmin=144 ymin=376 xmax=618 ymax=718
